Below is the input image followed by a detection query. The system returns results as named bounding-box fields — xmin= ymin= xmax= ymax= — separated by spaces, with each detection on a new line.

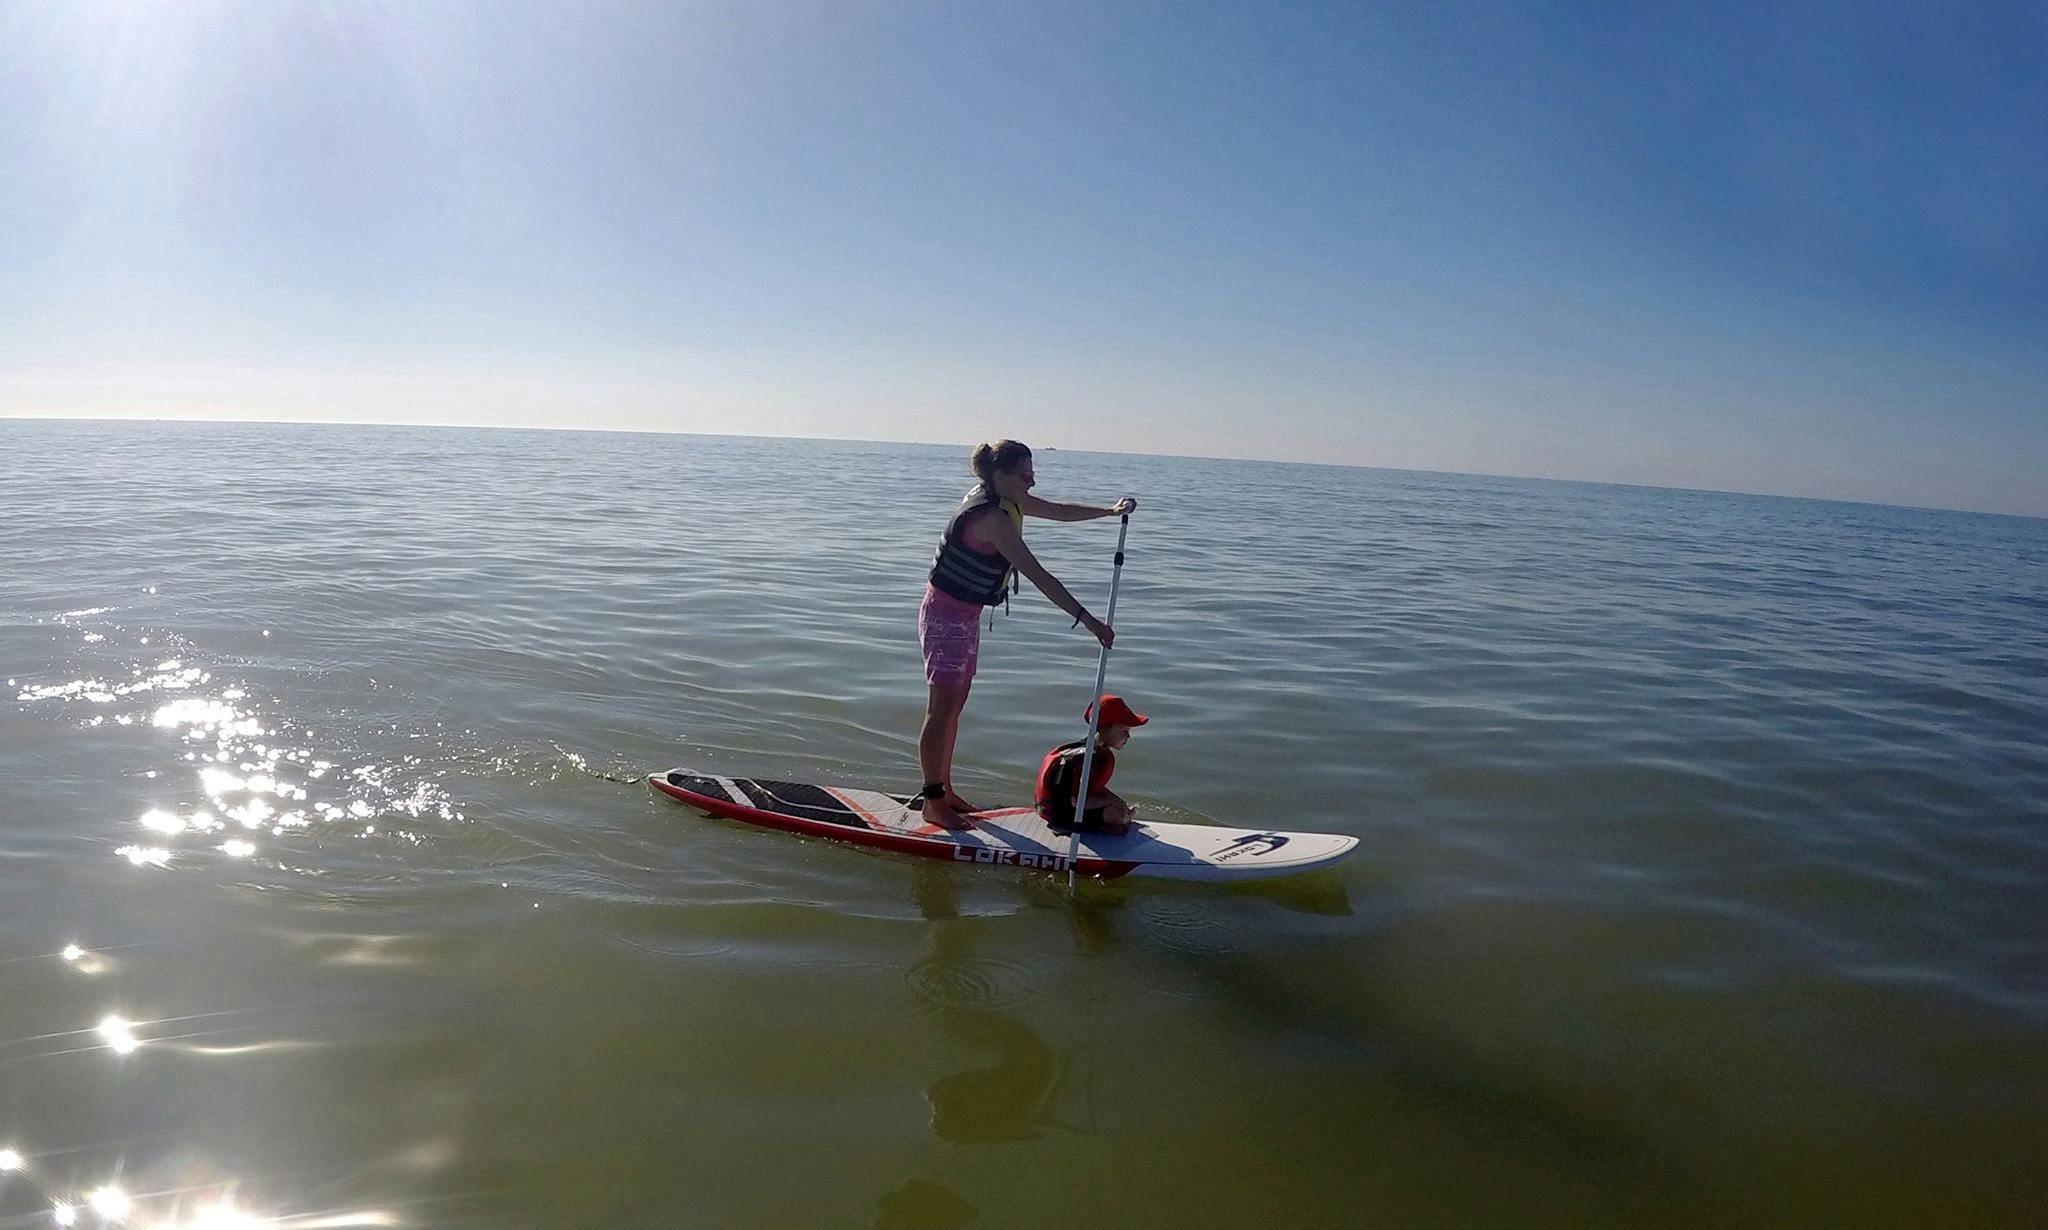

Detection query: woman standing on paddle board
xmin=918 ymin=440 xmax=1134 ymax=831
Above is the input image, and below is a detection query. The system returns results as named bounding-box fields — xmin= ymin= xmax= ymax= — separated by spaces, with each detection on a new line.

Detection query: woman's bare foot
xmin=921 ymin=798 xmax=973 ymax=831
xmin=943 ymin=791 xmax=979 ymax=815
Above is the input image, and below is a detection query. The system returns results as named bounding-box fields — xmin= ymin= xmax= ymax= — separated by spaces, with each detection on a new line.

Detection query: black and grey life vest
xmin=928 ymin=483 xmax=1022 ymax=606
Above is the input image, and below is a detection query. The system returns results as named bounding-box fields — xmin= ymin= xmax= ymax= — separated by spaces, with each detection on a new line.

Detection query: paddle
xmin=1065 ymin=509 xmax=1131 ymax=892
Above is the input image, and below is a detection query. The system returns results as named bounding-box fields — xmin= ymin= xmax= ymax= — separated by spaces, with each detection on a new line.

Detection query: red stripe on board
xmin=825 ymin=785 xmax=919 ymax=832
xmin=651 ymin=774 xmax=1137 ymax=880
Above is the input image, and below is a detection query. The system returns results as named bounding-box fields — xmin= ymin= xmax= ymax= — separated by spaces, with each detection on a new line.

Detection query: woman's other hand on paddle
xmin=1082 ymin=612 xmax=1114 ymax=649
xmin=1111 ymin=496 xmax=1137 ymax=516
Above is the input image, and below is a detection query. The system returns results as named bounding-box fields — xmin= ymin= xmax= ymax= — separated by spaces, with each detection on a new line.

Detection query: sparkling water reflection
xmin=20 ymin=650 xmax=465 ymax=877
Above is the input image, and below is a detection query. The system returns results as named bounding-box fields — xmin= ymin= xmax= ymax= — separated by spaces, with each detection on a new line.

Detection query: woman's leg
xmin=939 ymin=678 xmax=979 ymax=812
xmin=919 ymin=681 xmax=973 ymax=829
xmin=917 ymin=586 xmax=981 ymax=827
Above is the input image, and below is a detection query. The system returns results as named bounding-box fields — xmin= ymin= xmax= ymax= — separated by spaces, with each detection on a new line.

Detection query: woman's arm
xmin=978 ymin=513 xmax=1114 ymax=648
xmin=1017 ymin=493 xmax=1137 ymax=522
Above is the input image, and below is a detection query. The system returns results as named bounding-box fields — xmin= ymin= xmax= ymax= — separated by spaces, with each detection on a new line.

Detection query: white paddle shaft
xmin=1066 ymin=510 xmax=1131 ymax=891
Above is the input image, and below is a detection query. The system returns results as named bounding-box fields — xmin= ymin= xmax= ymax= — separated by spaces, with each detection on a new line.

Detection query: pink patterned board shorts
xmin=918 ymin=584 xmax=983 ymax=687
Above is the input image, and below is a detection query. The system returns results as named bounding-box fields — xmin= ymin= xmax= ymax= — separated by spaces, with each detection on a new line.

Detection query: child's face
xmin=1103 ymin=724 xmax=1132 ymax=749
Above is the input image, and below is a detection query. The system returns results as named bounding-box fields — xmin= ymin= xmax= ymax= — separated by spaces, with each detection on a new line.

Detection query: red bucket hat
xmin=1085 ymin=695 xmax=1148 ymax=728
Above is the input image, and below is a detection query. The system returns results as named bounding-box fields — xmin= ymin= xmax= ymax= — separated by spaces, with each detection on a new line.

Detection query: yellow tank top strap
xmin=997 ymin=498 xmax=1023 ymax=601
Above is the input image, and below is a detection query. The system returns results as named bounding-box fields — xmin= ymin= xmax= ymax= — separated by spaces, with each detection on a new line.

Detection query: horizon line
xmin=5 ymin=411 xmax=2042 ymax=525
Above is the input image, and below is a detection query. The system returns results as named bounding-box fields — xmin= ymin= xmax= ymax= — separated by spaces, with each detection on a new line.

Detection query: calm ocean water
xmin=1 ymin=419 xmax=2043 ymax=1228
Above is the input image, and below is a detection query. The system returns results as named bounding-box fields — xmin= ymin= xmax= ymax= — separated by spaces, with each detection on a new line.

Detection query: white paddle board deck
xmin=650 ymin=770 xmax=1357 ymax=881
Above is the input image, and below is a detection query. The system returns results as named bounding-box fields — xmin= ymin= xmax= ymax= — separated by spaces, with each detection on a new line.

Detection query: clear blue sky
xmin=3 ymin=1 xmax=2042 ymax=515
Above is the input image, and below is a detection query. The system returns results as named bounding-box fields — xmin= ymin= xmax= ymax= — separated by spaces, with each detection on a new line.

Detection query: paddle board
xmin=649 ymin=770 xmax=1357 ymax=881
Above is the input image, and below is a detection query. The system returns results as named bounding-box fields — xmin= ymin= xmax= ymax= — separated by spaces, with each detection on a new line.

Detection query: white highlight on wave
xmin=90 ymin=1184 xmax=133 ymax=1220
xmin=96 ymin=1014 xmax=142 ymax=1054
xmin=140 ymin=808 xmax=186 ymax=834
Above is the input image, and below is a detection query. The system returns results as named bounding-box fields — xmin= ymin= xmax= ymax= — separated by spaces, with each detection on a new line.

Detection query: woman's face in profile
xmin=995 ymin=460 xmax=1035 ymax=500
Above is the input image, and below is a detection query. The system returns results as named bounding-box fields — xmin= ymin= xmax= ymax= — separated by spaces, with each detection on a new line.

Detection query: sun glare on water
xmin=96 ymin=1014 xmax=143 ymax=1055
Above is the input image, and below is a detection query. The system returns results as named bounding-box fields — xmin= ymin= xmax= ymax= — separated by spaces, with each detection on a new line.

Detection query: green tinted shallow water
xmin=1 ymin=421 xmax=2043 ymax=1227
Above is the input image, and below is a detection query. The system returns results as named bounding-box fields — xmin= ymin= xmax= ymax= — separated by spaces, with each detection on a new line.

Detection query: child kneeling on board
xmin=1034 ymin=695 xmax=1146 ymax=836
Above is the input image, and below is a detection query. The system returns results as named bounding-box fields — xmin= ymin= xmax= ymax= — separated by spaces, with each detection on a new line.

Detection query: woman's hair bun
xmin=970 ymin=439 xmax=1032 ymax=482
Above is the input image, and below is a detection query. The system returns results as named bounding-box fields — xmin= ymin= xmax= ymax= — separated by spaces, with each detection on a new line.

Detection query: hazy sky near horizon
xmin=3 ymin=1 xmax=2043 ymax=515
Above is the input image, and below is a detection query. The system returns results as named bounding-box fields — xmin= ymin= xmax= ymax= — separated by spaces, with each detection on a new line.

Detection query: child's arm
xmin=1083 ymin=790 xmax=1131 ymax=820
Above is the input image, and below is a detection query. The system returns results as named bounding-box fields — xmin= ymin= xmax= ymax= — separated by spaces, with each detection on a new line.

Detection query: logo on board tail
xmin=1213 ymin=832 xmax=1289 ymax=861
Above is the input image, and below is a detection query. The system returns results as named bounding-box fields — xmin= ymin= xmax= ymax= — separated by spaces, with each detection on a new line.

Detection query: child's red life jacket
xmin=1034 ymin=740 xmax=1115 ymax=813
